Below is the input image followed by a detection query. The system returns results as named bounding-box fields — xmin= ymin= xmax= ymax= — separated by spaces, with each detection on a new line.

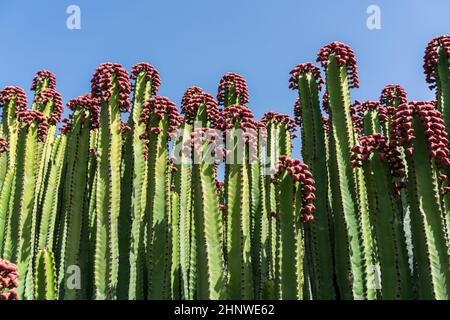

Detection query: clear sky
xmin=1 ymin=0 xmax=449 ymax=153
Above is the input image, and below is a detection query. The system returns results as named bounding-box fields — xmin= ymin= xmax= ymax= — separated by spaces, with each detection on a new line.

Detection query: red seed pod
xmin=351 ymin=100 xmax=386 ymax=134
xmin=380 ymin=84 xmax=408 ymax=109
xmin=274 ymin=156 xmax=316 ymax=223
xmin=317 ymin=41 xmax=359 ymax=88
xmin=288 ymin=62 xmax=324 ymax=91
xmin=0 ymin=86 xmax=28 ymax=115
xmin=261 ymin=111 xmax=297 ymax=140
xmin=0 ymin=137 xmax=9 ymax=153
xmin=391 ymin=101 xmax=450 ymax=168
xmin=17 ymin=109 xmax=49 ymax=142
xmin=0 ymin=258 xmax=19 ymax=300
xmin=67 ymin=93 xmax=100 ymax=130
xmin=351 ymin=134 xmax=406 ymax=195
xmin=423 ymin=35 xmax=450 ymax=89
xmin=181 ymin=86 xmax=221 ymax=127
xmin=131 ymin=62 xmax=161 ymax=96
xmin=121 ymin=121 xmax=132 ymax=135
xmin=91 ymin=62 xmax=131 ymax=112
xmin=33 ymin=88 xmax=64 ymax=125
xmin=217 ymin=72 xmax=249 ymax=105
xmin=139 ymin=96 xmax=181 ymax=159
xmin=31 ymin=70 xmax=56 ymax=91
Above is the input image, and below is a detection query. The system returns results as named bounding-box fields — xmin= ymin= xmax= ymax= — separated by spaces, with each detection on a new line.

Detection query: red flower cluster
xmin=391 ymin=102 xmax=450 ymax=185
xmin=121 ymin=121 xmax=132 ymax=135
xmin=18 ymin=110 xmax=49 ymax=142
xmin=185 ymin=128 xmax=226 ymax=163
xmin=351 ymin=100 xmax=387 ymax=134
xmin=317 ymin=42 xmax=359 ymax=88
xmin=67 ymin=93 xmax=100 ymax=130
xmin=0 ymin=86 xmax=28 ymax=115
xmin=0 ymin=138 xmax=9 ymax=154
xmin=0 ymin=259 xmax=19 ymax=300
xmin=351 ymin=133 xmax=406 ymax=196
xmin=181 ymin=86 xmax=221 ymax=127
xmin=261 ymin=111 xmax=297 ymax=139
xmin=380 ymin=84 xmax=407 ymax=109
xmin=91 ymin=63 xmax=131 ymax=112
xmin=275 ymin=156 xmax=316 ymax=223
xmin=139 ymin=96 xmax=181 ymax=159
xmin=221 ymin=104 xmax=257 ymax=131
xmin=131 ymin=62 xmax=161 ymax=96
xmin=322 ymin=91 xmax=330 ymax=115
xmin=33 ymin=88 xmax=64 ymax=125
xmin=217 ymin=72 xmax=249 ymax=105
xmin=288 ymin=62 xmax=324 ymax=91
xmin=322 ymin=115 xmax=330 ymax=133
xmin=423 ymin=35 xmax=450 ymax=89
xmin=31 ymin=70 xmax=56 ymax=91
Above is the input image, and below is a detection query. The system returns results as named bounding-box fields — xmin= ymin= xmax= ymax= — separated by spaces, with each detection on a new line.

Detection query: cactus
xmin=289 ymin=63 xmax=336 ymax=299
xmin=273 ymin=156 xmax=315 ymax=300
xmin=140 ymin=96 xmax=180 ymax=299
xmin=56 ymin=94 xmax=99 ymax=299
xmin=34 ymin=248 xmax=57 ymax=300
xmin=317 ymin=42 xmax=366 ymax=299
xmin=123 ymin=63 xmax=161 ymax=300
xmin=221 ymin=103 xmax=256 ymax=300
xmin=91 ymin=63 xmax=131 ymax=300
xmin=391 ymin=101 xmax=450 ymax=299
xmin=0 ymin=258 xmax=19 ymax=300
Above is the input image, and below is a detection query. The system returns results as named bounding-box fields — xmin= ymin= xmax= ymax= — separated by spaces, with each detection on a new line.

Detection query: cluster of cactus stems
xmin=0 ymin=35 xmax=450 ymax=300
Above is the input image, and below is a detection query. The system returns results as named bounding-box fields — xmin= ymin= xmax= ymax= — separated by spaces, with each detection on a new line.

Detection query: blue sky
xmin=1 ymin=0 xmax=449 ymax=153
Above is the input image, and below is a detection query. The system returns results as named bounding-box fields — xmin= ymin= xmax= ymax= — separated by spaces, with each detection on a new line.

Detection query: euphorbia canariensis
xmin=316 ymin=41 xmax=366 ymax=300
xmin=90 ymin=62 xmax=131 ymax=300
xmin=34 ymin=248 xmax=57 ymax=300
xmin=289 ymin=62 xmax=336 ymax=300
xmin=273 ymin=156 xmax=315 ymax=300
xmin=390 ymin=101 xmax=450 ymax=299
xmin=139 ymin=96 xmax=181 ymax=299
xmin=351 ymin=133 xmax=413 ymax=299
xmin=218 ymin=72 xmax=249 ymax=106
xmin=124 ymin=62 xmax=161 ymax=300
xmin=259 ymin=111 xmax=296 ymax=299
xmin=0 ymin=258 xmax=19 ymax=300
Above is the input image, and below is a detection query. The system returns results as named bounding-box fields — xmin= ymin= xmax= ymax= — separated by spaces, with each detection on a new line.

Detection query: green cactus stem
xmin=221 ymin=104 xmax=256 ymax=300
xmin=391 ymin=101 xmax=450 ymax=299
xmin=351 ymin=134 xmax=411 ymax=299
xmin=317 ymin=42 xmax=366 ymax=299
xmin=273 ymin=156 xmax=315 ymax=300
xmin=182 ymin=87 xmax=225 ymax=299
xmin=140 ymin=96 xmax=180 ymax=299
xmin=91 ymin=63 xmax=131 ymax=300
xmin=35 ymin=248 xmax=57 ymax=300
xmin=3 ymin=110 xmax=49 ymax=299
xmin=289 ymin=63 xmax=336 ymax=300
xmin=56 ymin=94 xmax=99 ymax=300
xmin=123 ymin=63 xmax=161 ymax=300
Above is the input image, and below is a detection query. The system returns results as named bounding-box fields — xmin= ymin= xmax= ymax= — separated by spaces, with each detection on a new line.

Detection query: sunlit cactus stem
xmin=35 ymin=248 xmax=57 ymax=300
xmin=391 ymin=101 xmax=450 ymax=299
xmin=2 ymin=109 xmax=49 ymax=299
xmin=91 ymin=63 xmax=131 ymax=300
xmin=140 ymin=96 xmax=180 ymax=299
xmin=317 ymin=42 xmax=365 ymax=299
xmin=289 ymin=63 xmax=336 ymax=300
xmin=56 ymin=94 xmax=99 ymax=300
xmin=0 ymin=87 xmax=28 ymax=253
xmin=351 ymin=134 xmax=410 ymax=299
xmin=273 ymin=156 xmax=315 ymax=300
xmin=221 ymin=103 xmax=255 ymax=300
xmin=124 ymin=63 xmax=161 ymax=300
